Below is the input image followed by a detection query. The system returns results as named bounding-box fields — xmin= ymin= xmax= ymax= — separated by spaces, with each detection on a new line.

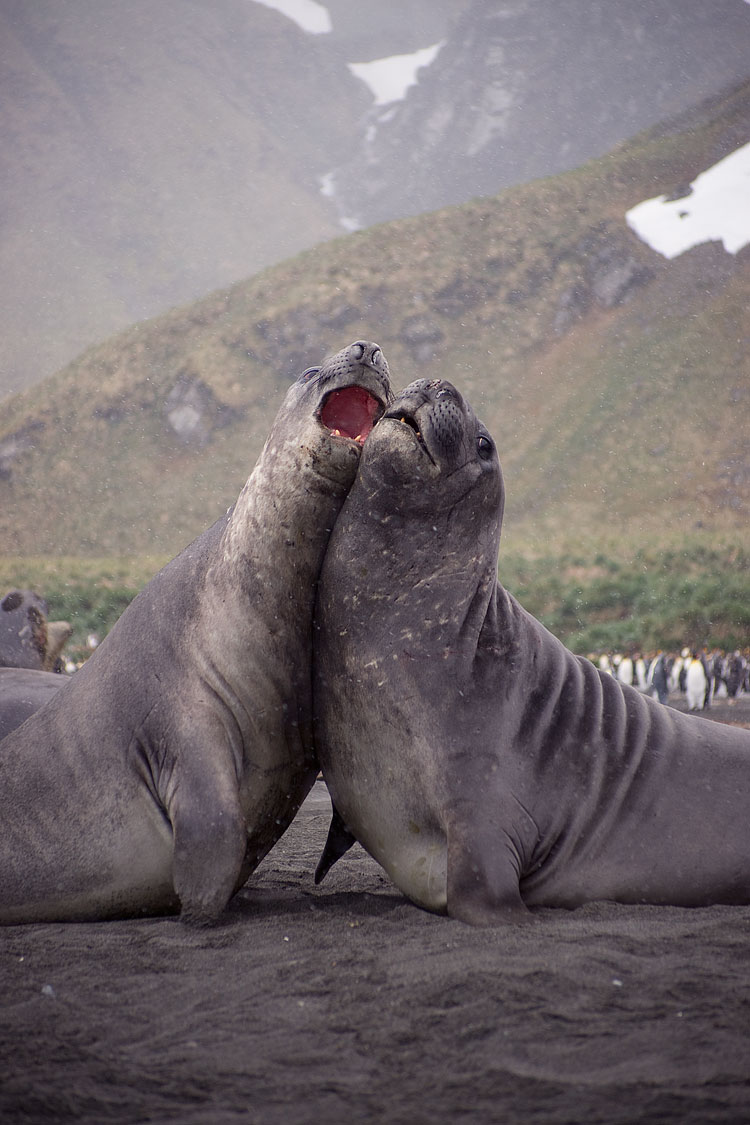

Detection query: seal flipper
xmin=165 ymin=731 xmax=248 ymax=924
xmin=445 ymin=804 xmax=530 ymax=926
xmin=315 ymin=803 xmax=357 ymax=884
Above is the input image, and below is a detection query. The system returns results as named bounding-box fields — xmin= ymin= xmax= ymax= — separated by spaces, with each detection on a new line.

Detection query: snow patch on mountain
xmin=626 ymin=142 xmax=750 ymax=259
xmin=321 ymin=41 xmax=445 ymax=231
xmin=347 ymin=42 xmax=444 ymax=106
xmin=249 ymin=0 xmax=331 ymax=35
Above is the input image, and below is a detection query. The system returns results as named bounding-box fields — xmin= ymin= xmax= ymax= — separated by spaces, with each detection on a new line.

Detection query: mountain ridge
xmin=330 ymin=0 xmax=750 ymax=229
xmin=2 ymin=0 xmax=747 ymax=397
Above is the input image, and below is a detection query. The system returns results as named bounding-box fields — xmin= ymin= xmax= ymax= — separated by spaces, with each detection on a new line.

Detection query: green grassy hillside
xmin=3 ymin=538 xmax=748 ymax=661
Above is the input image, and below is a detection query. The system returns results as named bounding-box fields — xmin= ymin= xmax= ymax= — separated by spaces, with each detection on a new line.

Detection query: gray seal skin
xmin=0 ymin=340 xmax=391 ymax=924
xmin=313 ymin=379 xmax=750 ymax=925
xmin=0 ymin=667 xmax=69 ymax=742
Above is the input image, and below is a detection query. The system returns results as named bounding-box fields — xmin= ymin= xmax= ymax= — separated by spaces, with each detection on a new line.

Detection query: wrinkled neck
xmin=331 ymin=495 xmax=502 ymax=665
xmin=210 ymin=431 xmax=353 ymax=625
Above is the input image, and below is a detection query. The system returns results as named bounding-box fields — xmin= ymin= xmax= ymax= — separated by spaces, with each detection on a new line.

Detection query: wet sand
xmin=2 ymin=707 xmax=750 ymax=1123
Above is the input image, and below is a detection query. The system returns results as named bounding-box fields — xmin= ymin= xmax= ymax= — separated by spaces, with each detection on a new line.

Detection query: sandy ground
xmin=2 ymin=701 xmax=750 ymax=1124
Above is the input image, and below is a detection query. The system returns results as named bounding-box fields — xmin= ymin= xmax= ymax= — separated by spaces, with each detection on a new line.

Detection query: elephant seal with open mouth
xmin=0 ymin=341 xmax=391 ymax=924
xmin=313 ymin=379 xmax=750 ymax=924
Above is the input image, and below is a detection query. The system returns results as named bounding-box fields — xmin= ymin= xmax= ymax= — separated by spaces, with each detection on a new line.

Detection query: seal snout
xmin=384 ymin=403 xmax=429 ymax=455
xmin=383 ymin=380 xmax=466 ymax=465
xmin=350 ymin=341 xmax=383 ymax=370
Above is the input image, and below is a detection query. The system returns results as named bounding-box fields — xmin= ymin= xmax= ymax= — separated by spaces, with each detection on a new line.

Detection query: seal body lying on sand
xmin=0 ymin=667 xmax=69 ymax=742
xmin=314 ymin=379 xmax=750 ymax=925
xmin=0 ymin=341 xmax=391 ymax=924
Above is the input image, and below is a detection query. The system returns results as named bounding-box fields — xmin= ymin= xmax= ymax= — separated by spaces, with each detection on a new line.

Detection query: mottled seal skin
xmin=0 ymin=667 xmax=69 ymax=742
xmin=0 ymin=341 xmax=391 ymax=924
xmin=314 ymin=379 xmax=750 ymax=925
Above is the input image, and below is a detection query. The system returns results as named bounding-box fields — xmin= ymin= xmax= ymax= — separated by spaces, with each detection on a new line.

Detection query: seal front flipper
xmin=445 ymin=804 xmax=530 ymax=926
xmin=164 ymin=736 xmax=247 ymax=925
xmin=315 ymin=803 xmax=357 ymax=884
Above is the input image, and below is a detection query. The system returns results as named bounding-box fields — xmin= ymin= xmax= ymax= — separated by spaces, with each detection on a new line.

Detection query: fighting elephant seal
xmin=313 ymin=379 xmax=750 ymax=924
xmin=0 ymin=341 xmax=391 ymax=924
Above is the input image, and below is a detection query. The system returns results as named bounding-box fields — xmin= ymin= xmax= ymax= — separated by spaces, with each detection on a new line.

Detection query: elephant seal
xmin=313 ymin=379 xmax=750 ymax=924
xmin=0 ymin=589 xmax=72 ymax=672
xmin=0 ymin=340 xmax=391 ymax=924
xmin=0 ymin=591 xmax=72 ymax=740
xmin=0 ymin=667 xmax=69 ymax=742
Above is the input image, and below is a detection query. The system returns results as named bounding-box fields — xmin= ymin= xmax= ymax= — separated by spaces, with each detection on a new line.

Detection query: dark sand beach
xmin=2 ymin=699 xmax=750 ymax=1124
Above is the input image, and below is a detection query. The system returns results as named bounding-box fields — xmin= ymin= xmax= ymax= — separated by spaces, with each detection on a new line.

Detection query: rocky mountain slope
xmin=1 ymin=79 xmax=748 ymax=561
xmin=2 ymin=0 xmax=747 ymax=397
xmin=329 ymin=0 xmax=750 ymax=228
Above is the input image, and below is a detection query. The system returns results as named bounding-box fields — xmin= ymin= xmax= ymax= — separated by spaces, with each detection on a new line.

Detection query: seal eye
xmin=299 ymin=366 xmax=320 ymax=384
xmin=477 ymin=434 xmax=494 ymax=461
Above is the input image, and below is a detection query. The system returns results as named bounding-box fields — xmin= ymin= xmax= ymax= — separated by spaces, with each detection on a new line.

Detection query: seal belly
xmin=0 ymin=771 xmax=176 ymax=923
xmin=374 ymin=824 xmax=448 ymax=913
xmin=326 ymin=759 xmax=449 ymax=912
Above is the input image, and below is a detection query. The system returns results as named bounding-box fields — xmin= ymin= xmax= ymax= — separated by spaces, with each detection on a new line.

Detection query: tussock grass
xmin=3 ymin=535 xmax=747 ymax=661
xmin=0 ymin=556 xmax=167 ymax=659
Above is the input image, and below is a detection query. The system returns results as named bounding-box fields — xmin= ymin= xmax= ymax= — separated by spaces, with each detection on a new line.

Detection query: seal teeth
xmin=400 ymin=415 xmax=421 ymax=439
xmin=329 ymin=427 xmax=365 ymax=444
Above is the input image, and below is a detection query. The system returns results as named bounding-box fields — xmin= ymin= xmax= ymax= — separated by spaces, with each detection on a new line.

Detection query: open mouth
xmin=320 ymin=385 xmax=383 ymax=445
xmin=385 ymin=406 xmax=434 ymax=462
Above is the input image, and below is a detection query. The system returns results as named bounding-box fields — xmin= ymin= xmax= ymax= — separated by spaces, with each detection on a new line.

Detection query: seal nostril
xmin=371 ymin=348 xmax=380 ymax=366
xmin=351 ymin=343 xmax=365 ymax=361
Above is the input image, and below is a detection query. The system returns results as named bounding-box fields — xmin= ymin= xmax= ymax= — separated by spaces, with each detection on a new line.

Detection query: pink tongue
xmin=320 ymin=386 xmax=379 ymax=442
